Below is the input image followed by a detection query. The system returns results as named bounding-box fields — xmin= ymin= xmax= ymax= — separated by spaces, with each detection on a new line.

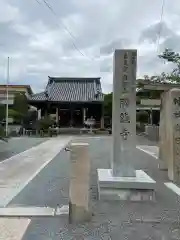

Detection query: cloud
xmin=0 ymin=0 xmax=20 ymax=23
xmin=139 ymin=22 xmax=174 ymax=44
xmin=100 ymin=38 xmax=131 ymax=56
xmin=1 ymin=0 xmax=180 ymax=93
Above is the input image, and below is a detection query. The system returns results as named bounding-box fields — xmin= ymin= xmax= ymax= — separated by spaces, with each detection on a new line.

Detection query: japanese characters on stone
xmin=120 ymin=112 xmax=130 ymax=123
xmin=120 ymin=128 xmax=130 ymax=140
xmin=120 ymin=98 xmax=129 ymax=108
xmin=120 ymin=99 xmax=130 ymax=124
xmin=120 ymin=51 xmax=131 ymax=140
xmin=122 ymin=52 xmax=129 ymax=94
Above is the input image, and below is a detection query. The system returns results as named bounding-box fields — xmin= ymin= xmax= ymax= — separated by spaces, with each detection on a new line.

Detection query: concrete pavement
xmin=0 ymin=136 xmax=72 ymax=207
xmin=0 ymin=137 xmax=48 ymax=162
xmin=0 ymin=135 xmax=180 ymax=239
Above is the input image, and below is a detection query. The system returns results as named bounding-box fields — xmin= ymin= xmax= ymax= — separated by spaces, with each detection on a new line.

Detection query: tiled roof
xmin=29 ymin=92 xmax=47 ymax=101
xmin=29 ymin=77 xmax=104 ymax=102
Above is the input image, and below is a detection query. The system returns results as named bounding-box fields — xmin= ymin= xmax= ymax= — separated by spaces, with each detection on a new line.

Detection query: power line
xmin=156 ymin=0 xmax=166 ymax=54
xmin=34 ymin=0 xmax=42 ymax=6
xmin=35 ymin=0 xmax=93 ymax=60
xmin=42 ymin=0 xmax=78 ymax=43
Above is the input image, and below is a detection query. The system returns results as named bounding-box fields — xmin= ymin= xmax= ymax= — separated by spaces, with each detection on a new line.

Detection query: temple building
xmin=28 ymin=77 xmax=104 ymax=128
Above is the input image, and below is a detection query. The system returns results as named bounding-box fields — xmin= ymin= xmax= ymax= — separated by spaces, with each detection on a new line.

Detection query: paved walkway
xmin=0 ymin=136 xmax=180 ymax=239
xmin=137 ymin=145 xmax=159 ymax=159
xmin=0 ymin=137 xmax=48 ymax=162
xmin=0 ymin=137 xmax=72 ymax=207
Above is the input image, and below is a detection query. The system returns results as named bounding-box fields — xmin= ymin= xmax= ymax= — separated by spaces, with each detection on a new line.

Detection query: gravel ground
xmin=0 ymin=137 xmax=49 ymax=162
xmin=8 ymin=136 xmax=180 ymax=239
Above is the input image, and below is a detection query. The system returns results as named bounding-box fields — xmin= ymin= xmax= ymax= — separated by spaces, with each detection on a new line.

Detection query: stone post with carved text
xmin=111 ymin=49 xmax=137 ymax=177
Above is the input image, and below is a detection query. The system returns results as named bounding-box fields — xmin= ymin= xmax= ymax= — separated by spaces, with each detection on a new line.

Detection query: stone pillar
xmin=97 ymin=49 xmax=156 ymax=202
xmin=56 ymin=107 xmax=59 ymax=124
xmin=111 ymin=49 xmax=137 ymax=177
xmin=69 ymin=143 xmax=91 ymax=223
xmin=165 ymin=89 xmax=180 ymax=182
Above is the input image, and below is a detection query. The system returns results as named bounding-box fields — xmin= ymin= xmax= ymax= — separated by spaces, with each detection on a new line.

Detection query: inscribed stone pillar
xmin=165 ymin=89 xmax=180 ymax=182
xmin=69 ymin=143 xmax=91 ymax=223
xmin=111 ymin=49 xmax=137 ymax=177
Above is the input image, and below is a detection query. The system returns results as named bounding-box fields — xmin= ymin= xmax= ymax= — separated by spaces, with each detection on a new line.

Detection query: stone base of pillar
xmin=97 ymin=169 xmax=156 ymax=201
xmin=69 ymin=203 xmax=91 ymax=224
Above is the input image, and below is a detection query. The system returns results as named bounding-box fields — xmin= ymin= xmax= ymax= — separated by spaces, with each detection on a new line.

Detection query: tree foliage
xmin=142 ymin=49 xmax=180 ymax=83
xmin=13 ymin=93 xmax=29 ymax=116
xmin=0 ymin=104 xmax=6 ymax=140
xmin=158 ymin=48 xmax=180 ymax=83
xmin=37 ymin=116 xmax=54 ymax=130
xmin=23 ymin=110 xmax=38 ymax=130
xmin=0 ymin=104 xmax=5 ymax=121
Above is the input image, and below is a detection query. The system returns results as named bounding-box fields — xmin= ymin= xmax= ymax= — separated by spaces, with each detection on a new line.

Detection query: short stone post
xmin=69 ymin=143 xmax=91 ymax=224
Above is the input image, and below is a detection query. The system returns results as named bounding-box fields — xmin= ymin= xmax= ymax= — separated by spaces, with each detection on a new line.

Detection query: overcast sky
xmin=0 ymin=0 xmax=180 ymax=93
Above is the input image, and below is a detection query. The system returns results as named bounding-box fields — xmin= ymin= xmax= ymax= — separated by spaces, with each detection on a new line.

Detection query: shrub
xmin=37 ymin=116 xmax=55 ymax=130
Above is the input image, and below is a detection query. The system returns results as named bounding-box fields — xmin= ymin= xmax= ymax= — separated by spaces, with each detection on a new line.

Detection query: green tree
xmin=37 ymin=116 xmax=54 ymax=131
xmin=141 ymin=49 xmax=180 ymax=84
xmin=0 ymin=104 xmax=6 ymax=141
xmin=158 ymin=48 xmax=180 ymax=83
xmin=13 ymin=93 xmax=29 ymax=116
xmin=0 ymin=104 xmax=5 ymax=121
xmin=8 ymin=109 xmax=23 ymax=124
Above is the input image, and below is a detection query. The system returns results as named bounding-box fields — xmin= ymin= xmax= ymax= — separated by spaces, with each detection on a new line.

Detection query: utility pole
xmin=5 ymin=57 xmax=10 ymax=137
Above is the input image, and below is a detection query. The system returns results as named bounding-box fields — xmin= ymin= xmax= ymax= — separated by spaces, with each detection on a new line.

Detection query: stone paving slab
xmin=0 ymin=205 xmax=69 ymax=217
xmin=0 ymin=137 xmax=72 ymax=207
xmin=0 ymin=207 xmax=55 ymax=217
xmin=0 ymin=137 xmax=48 ymax=163
xmin=0 ymin=217 xmax=30 ymax=240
